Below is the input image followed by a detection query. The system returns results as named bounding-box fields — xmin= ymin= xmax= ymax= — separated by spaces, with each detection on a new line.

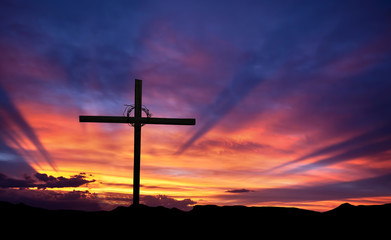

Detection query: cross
xmin=79 ymin=79 xmax=196 ymax=206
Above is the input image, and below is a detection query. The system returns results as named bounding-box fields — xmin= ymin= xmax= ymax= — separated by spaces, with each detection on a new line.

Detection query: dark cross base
xmin=79 ymin=79 xmax=195 ymax=205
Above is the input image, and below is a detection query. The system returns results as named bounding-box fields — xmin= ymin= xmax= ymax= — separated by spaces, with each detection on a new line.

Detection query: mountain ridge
xmin=1 ymin=201 xmax=389 ymax=237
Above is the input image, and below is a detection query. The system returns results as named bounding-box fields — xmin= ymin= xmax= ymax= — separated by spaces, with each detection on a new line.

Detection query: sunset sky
xmin=1 ymin=0 xmax=391 ymax=211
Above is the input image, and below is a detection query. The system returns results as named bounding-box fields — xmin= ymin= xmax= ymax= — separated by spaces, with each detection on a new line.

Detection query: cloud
xmin=226 ymin=189 xmax=254 ymax=193
xmin=141 ymin=195 xmax=196 ymax=211
xmin=0 ymin=172 xmax=99 ymax=210
xmin=34 ymin=172 xmax=95 ymax=189
xmin=0 ymin=188 xmax=101 ymax=211
xmin=0 ymin=172 xmax=35 ymax=189
xmin=0 ymin=172 xmax=95 ymax=189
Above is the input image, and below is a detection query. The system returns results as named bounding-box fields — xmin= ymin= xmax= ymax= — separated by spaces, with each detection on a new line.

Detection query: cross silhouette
xmin=79 ymin=79 xmax=196 ymax=205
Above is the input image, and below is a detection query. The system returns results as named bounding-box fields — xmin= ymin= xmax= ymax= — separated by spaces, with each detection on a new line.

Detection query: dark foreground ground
xmin=1 ymin=201 xmax=390 ymax=237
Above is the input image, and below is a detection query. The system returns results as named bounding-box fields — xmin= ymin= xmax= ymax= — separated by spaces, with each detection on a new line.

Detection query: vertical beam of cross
xmin=133 ymin=79 xmax=142 ymax=205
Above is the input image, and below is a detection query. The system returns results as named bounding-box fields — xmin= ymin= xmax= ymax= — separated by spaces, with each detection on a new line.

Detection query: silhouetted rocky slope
xmin=1 ymin=201 xmax=390 ymax=237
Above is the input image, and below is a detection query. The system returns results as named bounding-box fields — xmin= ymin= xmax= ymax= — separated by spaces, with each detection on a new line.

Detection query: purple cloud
xmin=0 ymin=172 xmax=94 ymax=189
xmin=226 ymin=189 xmax=255 ymax=193
xmin=0 ymin=188 xmax=101 ymax=211
xmin=34 ymin=173 xmax=95 ymax=189
xmin=141 ymin=195 xmax=196 ymax=211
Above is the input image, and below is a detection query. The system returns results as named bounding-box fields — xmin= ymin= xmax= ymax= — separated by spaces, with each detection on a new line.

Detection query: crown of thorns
xmin=123 ymin=104 xmax=152 ymax=127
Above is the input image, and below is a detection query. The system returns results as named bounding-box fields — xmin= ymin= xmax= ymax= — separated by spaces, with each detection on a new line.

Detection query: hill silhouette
xmin=1 ymin=201 xmax=389 ymax=237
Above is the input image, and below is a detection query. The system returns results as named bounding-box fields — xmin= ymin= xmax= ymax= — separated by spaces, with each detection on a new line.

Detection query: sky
xmin=1 ymin=0 xmax=391 ymax=212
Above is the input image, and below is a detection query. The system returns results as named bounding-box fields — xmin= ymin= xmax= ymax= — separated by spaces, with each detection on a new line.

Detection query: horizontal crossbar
xmin=145 ymin=117 xmax=196 ymax=125
xmin=79 ymin=116 xmax=196 ymax=125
